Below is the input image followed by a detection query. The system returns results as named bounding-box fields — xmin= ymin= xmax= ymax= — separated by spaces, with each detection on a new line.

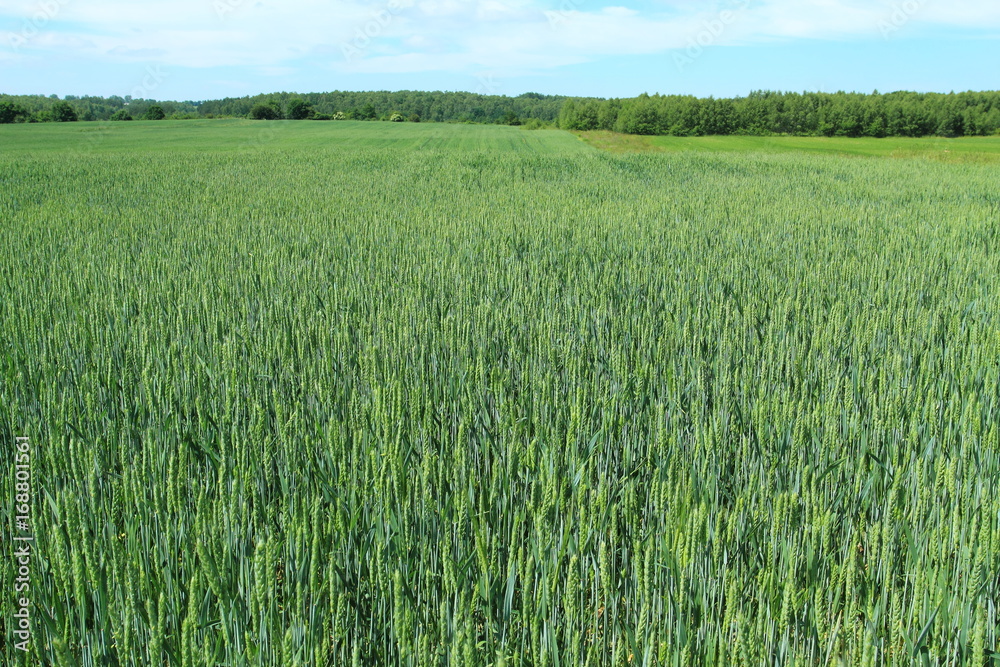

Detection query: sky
xmin=1 ymin=0 xmax=998 ymax=101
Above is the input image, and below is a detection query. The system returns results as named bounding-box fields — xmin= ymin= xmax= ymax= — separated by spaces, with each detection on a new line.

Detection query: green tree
xmin=143 ymin=105 xmax=166 ymax=120
xmin=614 ymin=96 xmax=658 ymax=135
xmin=249 ymin=103 xmax=282 ymax=120
xmin=574 ymin=101 xmax=599 ymax=130
xmin=936 ymin=108 xmax=964 ymax=137
xmin=287 ymin=98 xmax=314 ymax=120
xmin=558 ymin=100 xmax=579 ymax=129
xmin=110 ymin=109 xmax=133 ymax=121
xmin=597 ymin=99 xmax=621 ymax=131
xmin=51 ymin=101 xmax=78 ymax=122
xmin=501 ymin=110 xmax=522 ymax=126
xmin=0 ymin=101 xmax=26 ymax=124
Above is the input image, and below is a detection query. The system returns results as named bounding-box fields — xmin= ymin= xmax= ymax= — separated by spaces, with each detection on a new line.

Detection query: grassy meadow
xmin=2 ymin=120 xmax=999 ymax=665
xmin=0 ymin=119 xmax=583 ymax=155
xmin=576 ymin=129 xmax=1000 ymax=163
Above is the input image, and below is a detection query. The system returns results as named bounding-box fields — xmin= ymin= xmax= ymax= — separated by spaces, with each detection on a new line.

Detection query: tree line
xmin=559 ymin=90 xmax=1000 ymax=137
xmin=199 ymin=90 xmax=567 ymax=124
xmin=3 ymin=89 xmax=1000 ymax=137
xmin=0 ymin=90 xmax=565 ymax=125
xmin=0 ymin=94 xmax=197 ymax=123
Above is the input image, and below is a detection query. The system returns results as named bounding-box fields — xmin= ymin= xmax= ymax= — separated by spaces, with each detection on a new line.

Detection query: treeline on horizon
xmin=2 ymin=89 xmax=1000 ymax=137
xmin=0 ymin=94 xmax=198 ymax=122
xmin=200 ymin=90 xmax=566 ymax=124
xmin=561 ymin=90 xmax=1000 ymax=137
xmin=0 ymin=90 xmax=566 ymax=125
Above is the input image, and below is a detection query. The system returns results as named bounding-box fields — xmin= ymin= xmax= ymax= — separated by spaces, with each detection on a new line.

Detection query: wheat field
xmin=2 ymin=122 xmax=998 ymax=665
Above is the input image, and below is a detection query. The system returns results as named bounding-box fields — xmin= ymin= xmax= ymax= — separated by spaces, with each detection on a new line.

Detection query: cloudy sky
xmin=2 ymin=0 xmax=998 ymax=100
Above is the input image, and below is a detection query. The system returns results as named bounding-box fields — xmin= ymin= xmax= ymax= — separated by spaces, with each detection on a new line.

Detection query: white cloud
xmin=602 ymin=7 xmax=638 ymax=17
xmin=417 ymin=0 xmax=470 ymax=17
xmin=921 ymin=1 xmax=1000 ymax=26
xmin=2 ymin=0 xmax=999 ymax=77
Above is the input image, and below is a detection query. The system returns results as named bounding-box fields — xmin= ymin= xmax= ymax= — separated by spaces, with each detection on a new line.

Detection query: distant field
xmin=0 ymin=118 xmax=582 ymax=155
xmin=7 ymin=120 xmax=998 ymax=161
xmin=576 ymin=129 xmax=1000 ymax=162
xmin=2 ymin=121 xmax=999 ymax=665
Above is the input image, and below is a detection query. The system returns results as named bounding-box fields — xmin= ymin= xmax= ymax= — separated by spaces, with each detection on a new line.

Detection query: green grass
xmin=0 ymin=119 xmax=584 ymax=155
xmin=2 ymin=121 xmax=999 ymax=666
xmin=577 ymin=129 xmax=1000 ymax=162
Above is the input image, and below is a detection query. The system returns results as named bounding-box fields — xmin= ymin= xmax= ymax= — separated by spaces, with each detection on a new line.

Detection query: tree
xmin=501 ymin=110 xmax=522 ymax=126
xmin=614 ymin=98 xmax=658 ymax=135
xmin=936 ymin=108 xmax=964 ymax=137
xmin=0 ymin=101 xmax=26 ymax=124
xmin=574 ymin=102 xmax=599 ymax=130
xmin=286 ymin=98 xmax=314 ymax=120
xmin=51 ymin=101 xmax=78 ymax=122
xmin=597 ymin=99 xmax=620 ymax=131
xmin=143 ymin=105 xmax=166 ymax=120
xmin=249 ymin=103 xmax=282 ymax=120
xmin=408 ymin=113 xmax=420 ymax=123
xmin=389 ymin=112 xmax=404 ymax=122
xmin=558 ymin=100 xmax=579 ymax=129
xmin=110 ymin=109 xmax=133 ymax=121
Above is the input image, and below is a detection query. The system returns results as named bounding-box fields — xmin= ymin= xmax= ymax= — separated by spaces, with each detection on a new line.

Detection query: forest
xmin=0 ymin=90 xmax=566 ymax=125
xmin=559 ymin=90 xmax=1000 ymax=137
xmin=2 ymin=89 xmax=999 ymax=137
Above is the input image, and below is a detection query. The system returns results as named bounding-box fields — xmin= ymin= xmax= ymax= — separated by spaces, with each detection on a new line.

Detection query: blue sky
xmin=2 ymin=0 xmax=998 ymax=101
